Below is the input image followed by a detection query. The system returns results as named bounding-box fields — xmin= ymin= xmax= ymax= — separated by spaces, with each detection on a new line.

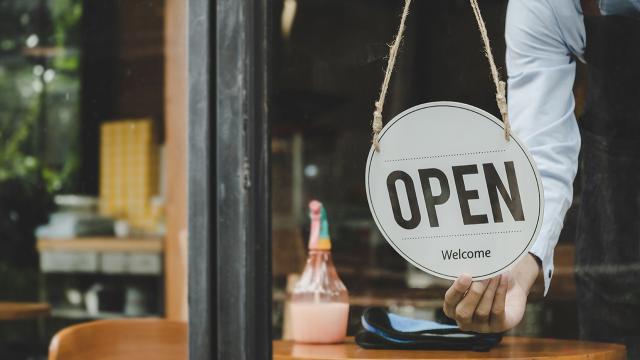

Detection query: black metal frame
xmin=188 ymin=0 xmax=272 ymax=358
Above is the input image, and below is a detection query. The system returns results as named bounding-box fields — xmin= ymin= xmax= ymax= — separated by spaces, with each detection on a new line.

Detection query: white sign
xmin=365 ymin=102 xmax=543 ymax=280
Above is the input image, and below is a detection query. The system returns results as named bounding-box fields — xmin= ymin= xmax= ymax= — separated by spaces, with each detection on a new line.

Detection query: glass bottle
xmin=290 ymin=200 xmax=349 ymax=344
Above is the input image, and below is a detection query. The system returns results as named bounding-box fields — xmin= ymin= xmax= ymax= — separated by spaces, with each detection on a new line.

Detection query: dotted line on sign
xmin=384 ymin=149 xmax=506 ymax=163
xmin=402 ymin=230 xmax=522 ymax=240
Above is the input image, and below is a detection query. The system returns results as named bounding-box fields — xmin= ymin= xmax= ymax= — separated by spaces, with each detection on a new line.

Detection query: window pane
xmin=271 ymin=0 xmax=638 ymax=358
xmin=0 ymin=0 xmax=187 ymax=357
xmin=272 ymin=0 xmax=510 ymax=338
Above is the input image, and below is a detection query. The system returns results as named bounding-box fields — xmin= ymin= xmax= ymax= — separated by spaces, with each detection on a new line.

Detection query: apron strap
xmin=581 ymin=0 xmax=602 ymax=16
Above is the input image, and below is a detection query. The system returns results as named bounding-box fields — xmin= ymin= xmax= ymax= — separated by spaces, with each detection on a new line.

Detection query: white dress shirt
xmin=505 ymin=0 xmax=639 ymax=294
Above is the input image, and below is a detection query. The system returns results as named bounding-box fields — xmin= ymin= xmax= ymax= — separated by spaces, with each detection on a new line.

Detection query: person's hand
xmin=442 ymin=253 xmax=542 ymax=333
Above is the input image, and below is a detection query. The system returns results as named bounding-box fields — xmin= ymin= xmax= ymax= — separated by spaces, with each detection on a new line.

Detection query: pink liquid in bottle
xmin=290 ymin=200 xmax=349 ymax=344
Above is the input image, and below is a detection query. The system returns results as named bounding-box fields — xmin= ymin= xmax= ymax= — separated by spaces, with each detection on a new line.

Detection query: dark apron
xmin=575 ymin=14 xmax=640 ymax=357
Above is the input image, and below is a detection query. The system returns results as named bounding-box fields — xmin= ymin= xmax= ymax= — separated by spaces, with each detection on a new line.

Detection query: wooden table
xmin=0 ymin=302 xmax=50 ymax=321
xmin=274 ymin=337 xmax=626 ymax=360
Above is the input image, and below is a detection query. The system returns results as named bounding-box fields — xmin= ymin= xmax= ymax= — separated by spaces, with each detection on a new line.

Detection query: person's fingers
xmin=474 ymin=276 xmax=500 ymax=324
xmin=443 ymin=274 xmax=472 ymax=319
xmin=489 ymin=272 xmax=510 ymax=330
xmin=455 ymin=279 xmax=490 ymax=328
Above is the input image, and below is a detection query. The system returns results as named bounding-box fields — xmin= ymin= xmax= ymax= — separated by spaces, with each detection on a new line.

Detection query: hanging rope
xmin=469 ymin=0 xmax=511 ymax=141
xmin=371 ymin=0 xmax=511 ymax=150
xmin=372 ymin=0 xmax=412 ymax=151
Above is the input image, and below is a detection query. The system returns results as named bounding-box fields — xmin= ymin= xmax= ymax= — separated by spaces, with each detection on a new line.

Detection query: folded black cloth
xmin=356 ymin=307 xmax=502 ymax=352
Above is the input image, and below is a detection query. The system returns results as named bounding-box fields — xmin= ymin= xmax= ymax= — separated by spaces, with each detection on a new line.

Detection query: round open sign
xmin=365 ymin=102 xmax=543 ymax=280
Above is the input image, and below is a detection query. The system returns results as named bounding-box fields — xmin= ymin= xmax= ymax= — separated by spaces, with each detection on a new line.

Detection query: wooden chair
xmin=48 ymin=319 xmax=187 ymax=360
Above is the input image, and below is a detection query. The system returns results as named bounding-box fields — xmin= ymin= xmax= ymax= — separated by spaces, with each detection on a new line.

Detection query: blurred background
xmin=270 ymin=0 xmax=587 ymax=342
xmin=0 ymin=0 xmax=187 ymax=358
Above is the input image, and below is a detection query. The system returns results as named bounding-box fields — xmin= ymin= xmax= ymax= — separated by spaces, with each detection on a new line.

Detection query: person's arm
xmin=442 ymin=0 xmax=582 ymax=332
xmin=507 ymin=0 xmax=582 ymax=296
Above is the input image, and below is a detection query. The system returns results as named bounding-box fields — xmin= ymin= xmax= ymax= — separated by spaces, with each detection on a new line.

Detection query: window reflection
xmin=271 ymin=0 xmax=600 ymax=346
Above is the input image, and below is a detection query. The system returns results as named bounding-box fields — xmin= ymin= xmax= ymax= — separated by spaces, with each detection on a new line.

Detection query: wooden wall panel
xmin=164 ymin=0 xmax=188 ymax=321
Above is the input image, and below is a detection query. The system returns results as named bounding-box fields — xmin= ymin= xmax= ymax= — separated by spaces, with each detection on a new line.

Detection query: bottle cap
xmin=308 ymin=200 xmax=331 ymax=250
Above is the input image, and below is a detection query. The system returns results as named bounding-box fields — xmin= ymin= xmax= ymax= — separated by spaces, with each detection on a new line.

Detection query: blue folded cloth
xmin=356 ymin=307 xmax=502 ymax=352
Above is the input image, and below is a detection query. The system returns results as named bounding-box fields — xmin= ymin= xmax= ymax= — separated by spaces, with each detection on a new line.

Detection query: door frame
xmin=188 ymin=0 xmax=272 ymax=358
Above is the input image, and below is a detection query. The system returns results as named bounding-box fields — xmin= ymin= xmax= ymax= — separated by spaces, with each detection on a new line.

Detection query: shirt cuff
xmin=528 ymin=218 xmax=564 ymax=296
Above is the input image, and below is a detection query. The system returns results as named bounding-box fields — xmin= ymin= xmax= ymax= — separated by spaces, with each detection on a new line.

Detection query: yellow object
xmin=100 ymin=119 xmax=159 ymax=231
xmin=314 ymin=238 xmax=331 ymax=250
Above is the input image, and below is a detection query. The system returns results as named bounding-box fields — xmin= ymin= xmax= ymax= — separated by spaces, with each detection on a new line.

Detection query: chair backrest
xmin=48 ymin=319 xmax=187 ymax=360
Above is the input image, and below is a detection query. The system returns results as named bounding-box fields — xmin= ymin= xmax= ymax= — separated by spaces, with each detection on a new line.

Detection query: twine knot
xmin=470 ymin=0 xmax=510 ymax=141
xmin=372 ymin=107 xmax=382 ymax=151
xmin=373 ymin=102 xmax=383 ymax=128
xmin=372 ymin=101 xmax=384 ymax=150
xmin=496 ymin=80 xmax=510 ymax=140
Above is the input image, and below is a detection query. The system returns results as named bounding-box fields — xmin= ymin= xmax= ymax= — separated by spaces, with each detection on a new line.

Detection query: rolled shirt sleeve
xmin=505 ymin=0 xmax=583 ymax=294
